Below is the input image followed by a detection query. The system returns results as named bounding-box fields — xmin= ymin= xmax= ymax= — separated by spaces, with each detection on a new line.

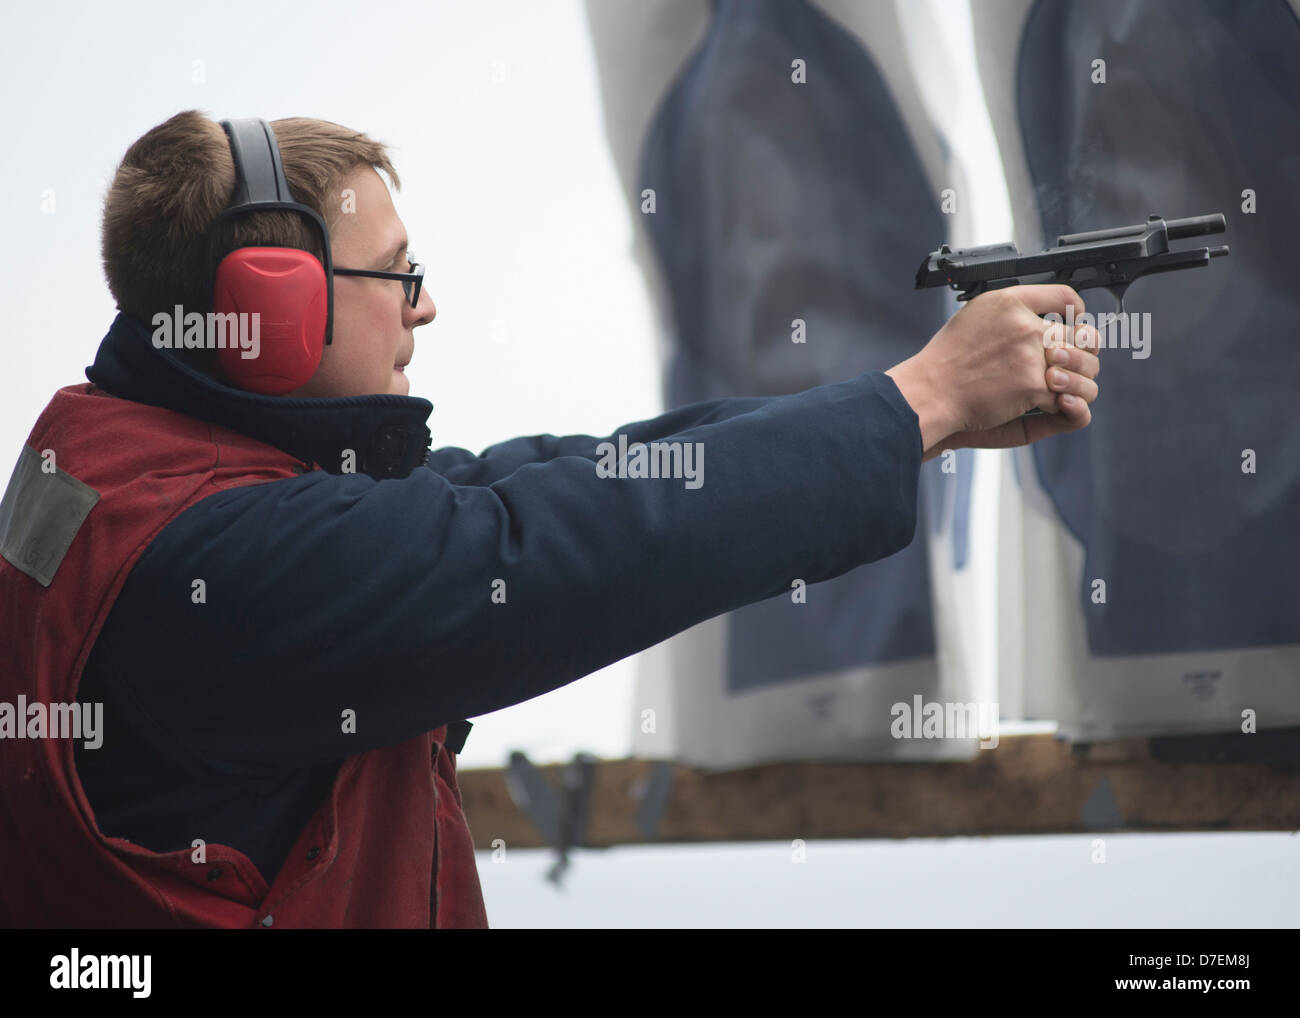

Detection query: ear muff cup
xmin=213 ymin=247 xmax=329 ymax=395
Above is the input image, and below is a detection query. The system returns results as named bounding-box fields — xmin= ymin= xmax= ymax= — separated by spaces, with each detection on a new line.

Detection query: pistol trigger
xmin=1106 ymin=284 xmax=1128 ymax=315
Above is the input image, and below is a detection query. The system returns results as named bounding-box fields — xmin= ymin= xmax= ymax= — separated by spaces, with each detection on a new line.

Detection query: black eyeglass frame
xmin=334 ymin=258 xmax=425 ymax=308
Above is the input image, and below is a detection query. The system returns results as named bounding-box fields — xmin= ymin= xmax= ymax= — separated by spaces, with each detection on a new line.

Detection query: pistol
xmin=915 ymin=213 xmax=1229 ymax=305
xmin=915 ymin=213 xmax=1229 ymax=416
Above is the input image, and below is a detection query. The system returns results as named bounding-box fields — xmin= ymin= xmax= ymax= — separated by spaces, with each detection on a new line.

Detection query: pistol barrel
xmin=1166 ymin=213 xmax=1227 ymax=239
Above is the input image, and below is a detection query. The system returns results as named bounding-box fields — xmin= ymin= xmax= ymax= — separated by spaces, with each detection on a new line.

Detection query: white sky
xmin=1 ymin=0 xmax=1292 ymax=928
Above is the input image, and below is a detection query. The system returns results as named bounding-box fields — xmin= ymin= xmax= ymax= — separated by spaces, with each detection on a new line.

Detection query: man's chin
xmin=391 ymin=368 xmax=410 ymax=395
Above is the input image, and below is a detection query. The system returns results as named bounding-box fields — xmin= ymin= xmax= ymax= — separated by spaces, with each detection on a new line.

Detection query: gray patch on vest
xmin=0 ymin=444 xmax=100 ymax=587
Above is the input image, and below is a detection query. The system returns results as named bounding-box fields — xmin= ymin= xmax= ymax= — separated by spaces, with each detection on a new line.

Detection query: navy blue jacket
xmin=74 ymin=311 xmax=922 ymax=881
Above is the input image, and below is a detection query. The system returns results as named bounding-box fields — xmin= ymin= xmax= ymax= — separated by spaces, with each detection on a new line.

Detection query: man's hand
xmin=885 ymin=284 xmax=1101 ymax=461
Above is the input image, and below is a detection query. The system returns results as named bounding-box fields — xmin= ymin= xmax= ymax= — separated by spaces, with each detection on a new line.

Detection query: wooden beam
xmin=455 ymin=733 xmax=1300 ymax=850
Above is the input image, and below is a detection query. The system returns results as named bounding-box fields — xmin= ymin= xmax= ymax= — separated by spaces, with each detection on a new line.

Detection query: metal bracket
xmin=631 ymin=760 xmax=676 ymax=841
xmin=505 ymin=750 xmax=598 ymax=887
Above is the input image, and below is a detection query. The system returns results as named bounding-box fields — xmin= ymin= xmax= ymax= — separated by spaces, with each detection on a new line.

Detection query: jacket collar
xmin=86 ymin=312 xmax=433 ymax=479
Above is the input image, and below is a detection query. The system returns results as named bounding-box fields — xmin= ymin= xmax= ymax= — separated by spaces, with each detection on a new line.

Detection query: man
xmin=0 ymin=110 xmax=1099 ymax=929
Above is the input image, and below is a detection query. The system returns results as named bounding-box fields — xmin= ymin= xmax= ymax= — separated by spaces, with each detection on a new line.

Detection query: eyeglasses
xmin=334 ymin=255 xmax=425 ymax=308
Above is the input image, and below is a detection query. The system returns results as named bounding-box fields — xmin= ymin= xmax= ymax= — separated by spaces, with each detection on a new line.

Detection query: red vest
xmin=0 ymin=384 xmax=488 ymax=928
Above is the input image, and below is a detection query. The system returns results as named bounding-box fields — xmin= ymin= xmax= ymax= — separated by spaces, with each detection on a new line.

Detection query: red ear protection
xmin=208 ymin=118 xmax=336 ymax=396
xmin=214 ymin=247 xmax=329 ymax=395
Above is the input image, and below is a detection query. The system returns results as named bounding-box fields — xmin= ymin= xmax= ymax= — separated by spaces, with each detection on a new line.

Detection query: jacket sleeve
xmin=425 ymin=392 xmax=775 ymax=485
xmin=91 ymin=370 xmax=922 ymax=772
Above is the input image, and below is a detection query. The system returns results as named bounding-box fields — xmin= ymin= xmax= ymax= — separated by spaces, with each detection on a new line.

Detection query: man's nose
xmin=409 ymin=285 xmax=436 ymax=327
